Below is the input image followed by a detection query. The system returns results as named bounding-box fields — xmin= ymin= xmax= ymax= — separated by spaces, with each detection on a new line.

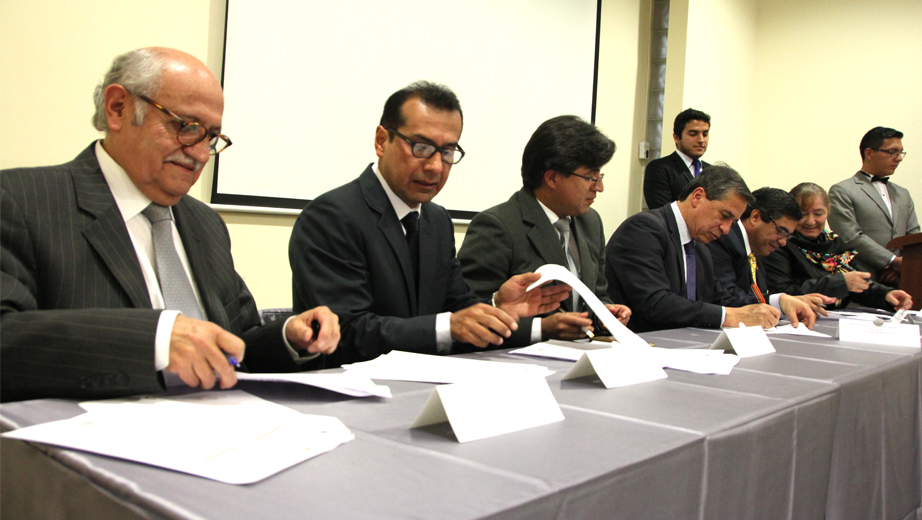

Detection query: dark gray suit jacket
xmin=1 ymin=144 xmax=298 ymax=402
xmin=707 ymin=223 xmax=770 ymax=306
xmin=828 ymin=171 xmax=920 ymax=279
xmin=605 ymin=205 xmax=735 ymax=332
xmin=643 ymin=151 xmax=710 ymax=210
xmin=457 ymin=189 xmax=611 ymax=343
xmin=289 ymin=165 xmax=481 ymax=367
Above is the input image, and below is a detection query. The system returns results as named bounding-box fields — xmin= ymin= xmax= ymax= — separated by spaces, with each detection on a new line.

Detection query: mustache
xmin=164 ymin=152 xmax=204 ymax=171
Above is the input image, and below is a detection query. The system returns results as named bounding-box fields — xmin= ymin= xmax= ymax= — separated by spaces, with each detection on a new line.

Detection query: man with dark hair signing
xmin=606 ymin=165 xmax=815 ymax=333
xmin=828 ymin=126 xmax=919 ymax=285
xmin=458 ymin=115 xmax=631 ymax=343
xmin=643 ymin=108 xmax=712 ymax=210
xmin=289 ymin=81 xmax=569 ymax=367
xmin=1 ymin=48 xmax=340 ymax=403
xmin=707 ymin=187 xmax=830 ymax=317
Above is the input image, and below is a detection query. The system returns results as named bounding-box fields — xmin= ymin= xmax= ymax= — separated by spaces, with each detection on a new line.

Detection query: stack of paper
xmin=236 ymin=372 xmax=392 ymax=397
xmin=2 ymin=391 xmax=353 ymax=484
xmin=342 ymin=350 xmax=554 ymax=383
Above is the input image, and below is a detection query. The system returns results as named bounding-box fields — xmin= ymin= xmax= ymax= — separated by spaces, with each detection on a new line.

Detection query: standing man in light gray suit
xmin=828 ymin=127 xmax=919 ymax=285
xmin=1 ymin=47 xmax=339 ymax=403
xmin=458 ymin=115 xmax=630 ymax=343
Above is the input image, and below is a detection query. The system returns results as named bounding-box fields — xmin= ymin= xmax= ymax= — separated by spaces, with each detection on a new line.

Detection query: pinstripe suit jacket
xmin=1 ymin=144 xmax=297 ymax=402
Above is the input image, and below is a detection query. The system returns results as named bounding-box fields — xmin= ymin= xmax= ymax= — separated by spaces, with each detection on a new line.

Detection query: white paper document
xmin=837 ymin=319 xmax=921 ymax=348
xmin=765 ymin=323 xmax=832 ymax=338
xmin=411 ymin=376 xmax=564 ymax=443
xmin=2 ymin=391 xmax=354 ymax=485
xmin=341 ymin=350 xmax=554 ymax=383
xmin=236 ymin=372 xmax=392 ymax=398
xmin=562 ymin=347 xmax=668 ymax=388
xmin=710 ymin=325 xmax=776 ymax=358
xmin=647 ymin=347 xmax=740 ymax=375
xmin=509 ymin=341 xmax=614 ymax=361
xmin=823 ymin=310 xmax=891 ymax=321
xmin=526 ymin=264 xmax=650 ymax=349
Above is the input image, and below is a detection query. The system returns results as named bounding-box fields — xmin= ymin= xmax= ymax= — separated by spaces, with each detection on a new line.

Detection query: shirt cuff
xmin=769 ymin=293 xmax=782 ymax=311
xmin=720 ymin=307 xmax=727 ymax=327
xmin=282 ymin=315 xmax=320 ymax=364
xmin=436 ymin=312 xmax=452 ymax=354
xmin=531 ymin=317 xmax=543 ymax=343
xmin=155 ymin=310 xmax=181 ymax=370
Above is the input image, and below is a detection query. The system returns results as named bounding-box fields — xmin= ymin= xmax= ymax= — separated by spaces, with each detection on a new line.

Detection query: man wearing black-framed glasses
xmin=829 ymin=126 xmax=920 ymax=285
xmin=1 ymin=47 xmax=339 ymax=402
xmin=290 ymin=81 xmax=569 ymax=367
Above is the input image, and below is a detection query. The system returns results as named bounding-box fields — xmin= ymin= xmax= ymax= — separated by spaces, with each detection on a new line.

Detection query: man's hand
xmin=794 ymin=293 xmax=835 ymax=318
xmin=880 ymin=265 xmax=900 ymax=286
xmin=890 ymin=256 xmax=903 ymax=273
xmin=168 ymin=316 xmax=244 ymax=390
xmin=450 ymin=303 xmax=517 ymax=347
xmin=494 ymin=272 xmax=570 ymax=320
xmin=605 ymin=304 xmax=632 ymax=325
xmin=285 ymin=306 xmax=340 ymax=355
xmin=780 ymin=293 xmax=817 ymax=329
xmin=723 ymin=304 xmax=781 ymax=329
xmin=844 ymin=271 xmax=872 ymax=292
xmin=885 ymin=290 xmax=913 ymax=310
xmin=542 ymin=312 xmax=592 ymax=340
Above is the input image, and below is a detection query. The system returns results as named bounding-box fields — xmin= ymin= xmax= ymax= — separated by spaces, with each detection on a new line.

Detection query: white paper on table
xmin=3 ymin=391 xmax=354 ymax=485
xmin=525 ymin=264 xmax=650 ymax=349
xmin=562 ymin=346 xmax=667 ymax=388
xmin=341 ymin=350 xmax=553 ymax=383
xmin=837 ymin=319 xmax=921 ymax=348
xmin=765 ymin=323 xmax=832 ymax=338
xmin=235 ymin=372 xmax=392 ymax=398
xmin=647 ymin=347 xmax=740 ymax=375
xmin=710 ymin=325 xmax=776 ymax=358
xmin=822 ymin=310 xmax=891 ymax=321
xmin=509 ymin=341 xmax=614 ymax=362
xmin=410 ymin=376 xmax=564 ymax=443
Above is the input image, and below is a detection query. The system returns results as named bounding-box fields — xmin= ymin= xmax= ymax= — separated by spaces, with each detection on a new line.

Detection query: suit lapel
xmin=662 ymin=206 xmax=688 ymax=296
xmin=672 ymin=152 xmax=694 ymax=183
xmin=855 ymin=173 xmax=893 ymax=225
xmin=519 ymin=191 xmax=572 ymax=310
xmin=172 ymin=200 xmax=223 ymax=323
xmin=73 ymin=149 xmax=151 ymax=309
xmin=360 ymin=167 xmax=418 ymax=313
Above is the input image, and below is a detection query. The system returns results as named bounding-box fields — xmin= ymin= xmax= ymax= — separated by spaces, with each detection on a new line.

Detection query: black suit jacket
xmin=763 ymin=239 xmax=893 ymax=309
xmin=605 ymin=205 xmax=735 ymax=332
xmin=289 ymin=165 xmax=481 ymax=367
xmin=457 ymin=189 xmax=612 ymax=343
xmin=643 ymin=152 xmax=710 ymax=210
xmin=707 ymin=223 xmax=769 ymax=306
xmin=1 ymin=144 xmax=298 ymax=403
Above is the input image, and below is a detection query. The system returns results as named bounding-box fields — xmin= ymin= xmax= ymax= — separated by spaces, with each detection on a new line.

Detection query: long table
xmin=2 ymin=320 xmax=920 ymax=520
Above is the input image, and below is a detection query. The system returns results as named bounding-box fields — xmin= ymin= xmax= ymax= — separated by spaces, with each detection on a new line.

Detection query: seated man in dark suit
xmin=707 ymin=187 xmax=826 ymax=319
xmin=458 ymin=115 xmax=631 ymax=343
xmin=289 ymin=81 xmax=568 ymax=367
xmin=643 ymin=108 xmax=712 ymax=210
xmin=606 ymin=165 xmax=813 ymax=333
xmin=828 ymin=126 xmax=920 ymax=285
xmin=1 ymin=48 xmax=339 ymax=403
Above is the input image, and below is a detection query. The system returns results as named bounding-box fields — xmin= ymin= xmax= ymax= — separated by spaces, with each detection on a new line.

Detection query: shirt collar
xmin=675 ymin=149 xmax=695 ymax=169
xmin=737 ymin=220 xmax=753 ymax=255
xmin=95 ymin=140 xmax=155 ymax=222
xmin=536 ymin=197 xmax=564 ymax=226
xmin=670 ymin=201 xmax=692 ymax=245
xmin=373 ymin=161 xmax=421 ymax=221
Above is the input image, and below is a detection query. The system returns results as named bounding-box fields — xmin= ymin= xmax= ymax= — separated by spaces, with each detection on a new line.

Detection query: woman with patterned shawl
xmin=763 ymin=182 xmax=912 ymax=310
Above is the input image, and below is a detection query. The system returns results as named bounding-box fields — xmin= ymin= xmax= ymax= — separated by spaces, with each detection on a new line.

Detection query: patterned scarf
xmin=789 ymin=230 xmax=857 ymax=274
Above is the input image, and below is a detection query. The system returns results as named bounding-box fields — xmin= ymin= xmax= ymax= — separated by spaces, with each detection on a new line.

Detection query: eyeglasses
xmin=386 ymin=127 xmax=465 ymax=165
xmin=138 ymin=95 xmax=232 ymax=155
xmin=569 ymin=171 xmax=605 ymax=188
xmin=872 ymin=148 xmax=907 ymax=158
xmin=769 ymin=217 xmax=794 ymax=240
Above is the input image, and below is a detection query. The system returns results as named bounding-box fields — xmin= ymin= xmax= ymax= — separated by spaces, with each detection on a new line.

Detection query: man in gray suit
xmin=458 ymin=115 xmax=630 ymax=343
xmin=828 ymin=127 xmax=920 ymax=285
xmin=1 ymin=48 xmax=339 ymax=402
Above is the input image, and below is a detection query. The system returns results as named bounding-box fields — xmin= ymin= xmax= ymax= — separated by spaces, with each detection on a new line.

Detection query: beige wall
xmin=2 ymin=0 xmax=919 ymax=309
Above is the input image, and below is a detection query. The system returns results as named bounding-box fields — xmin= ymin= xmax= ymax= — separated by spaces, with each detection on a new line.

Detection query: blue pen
xmin=226 ymin=354 xmax=239 ymax=367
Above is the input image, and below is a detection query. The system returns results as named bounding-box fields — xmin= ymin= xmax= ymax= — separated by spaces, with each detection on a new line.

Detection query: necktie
xmin=871 ymin=175 xmax=889 ymax=184
xmin=141 ymin=203 xmax=204 ymax=320
xmin=748 ymin=253 xmax=767 ymax=304
xmin=401 ymin=212 xmax=420 ymax=288
xmin=684 ymin=242 xmax=697 ymax=300
xmin=692 ymin=159 xmax=702 ymax=177
xmin=555 ymin=218 xmax=581 ymax=310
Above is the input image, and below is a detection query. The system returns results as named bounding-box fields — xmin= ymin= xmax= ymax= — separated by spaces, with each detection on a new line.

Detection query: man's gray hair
xmin=677 ymin=162 xmax=754 ymax=204
xmin=92 ymin=48 xmax=166 ymax=131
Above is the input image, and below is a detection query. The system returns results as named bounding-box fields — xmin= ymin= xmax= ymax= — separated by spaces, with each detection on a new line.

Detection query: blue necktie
xmin=684 ymin=242 xmax=697 ymax=300
xmin=692 ymin=159 xmax=702 ymax=177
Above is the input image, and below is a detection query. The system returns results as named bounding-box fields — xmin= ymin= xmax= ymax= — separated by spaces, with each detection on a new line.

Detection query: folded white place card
xmin=710 ymin=325 xmax=776 ymax=358
xmin=837 ymin=319 xmax=921 ymax=348
xmin=410 ymin=376 xmax=564 ymax=443
xmin=562 ymin=347 xmax=667 ymax=388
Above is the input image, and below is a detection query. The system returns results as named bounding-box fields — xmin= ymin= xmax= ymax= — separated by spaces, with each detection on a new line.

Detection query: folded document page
xmin=236 ymin=372 xmax=392 ymax=398
xmin=342 ymin=350 xmax=554 ymax=383
xmin=2 ymin=391 xmax=354 ymax=485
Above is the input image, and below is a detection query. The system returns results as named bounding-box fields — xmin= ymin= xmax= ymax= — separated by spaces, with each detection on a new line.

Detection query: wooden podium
xmin=887 ymin=232 xmax=922 ymax=311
